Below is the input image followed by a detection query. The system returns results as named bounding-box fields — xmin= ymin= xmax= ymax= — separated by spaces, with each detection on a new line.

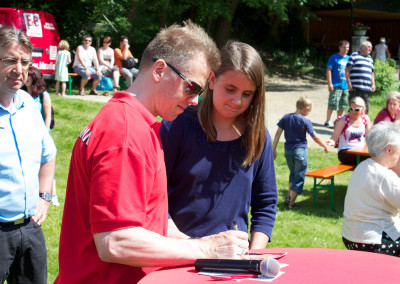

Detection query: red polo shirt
xmin=55 ymin=92 xmax=167 ymax=283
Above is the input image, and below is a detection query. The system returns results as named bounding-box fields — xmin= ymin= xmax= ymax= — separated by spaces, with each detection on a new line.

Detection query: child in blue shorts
xmin=272 ymin=96 xmax=329 ymax=209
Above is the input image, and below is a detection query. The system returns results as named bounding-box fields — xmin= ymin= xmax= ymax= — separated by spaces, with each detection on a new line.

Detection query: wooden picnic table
xmin=346 ymin=145 xmax=370 ymax=165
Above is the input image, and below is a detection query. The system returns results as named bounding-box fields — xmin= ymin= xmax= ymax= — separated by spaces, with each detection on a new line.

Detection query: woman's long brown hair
xmin=198 ymin=41 xmax=266 ymax=167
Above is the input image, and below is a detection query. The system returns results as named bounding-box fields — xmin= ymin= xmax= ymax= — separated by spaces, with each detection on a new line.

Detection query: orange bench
xmin=68 ymin=73 xmax=79 ymax=96
xmin=305 ymin=164 xmax=355 ymax=211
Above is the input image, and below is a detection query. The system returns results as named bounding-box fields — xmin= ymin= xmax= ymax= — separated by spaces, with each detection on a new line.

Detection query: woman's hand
xmin=325 ymin=138 xmax=335 ymax=147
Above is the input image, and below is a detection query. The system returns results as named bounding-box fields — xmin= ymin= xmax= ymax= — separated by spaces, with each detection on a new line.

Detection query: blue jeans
xmin=73 ymin=65 xmax=100 ymax=80
xmin=285 ymin=147 xmax=308 ymax=194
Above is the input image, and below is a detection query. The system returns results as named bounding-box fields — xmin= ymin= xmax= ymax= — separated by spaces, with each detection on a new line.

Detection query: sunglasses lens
xmin=185 ymin=82 xmax=203 ymax=96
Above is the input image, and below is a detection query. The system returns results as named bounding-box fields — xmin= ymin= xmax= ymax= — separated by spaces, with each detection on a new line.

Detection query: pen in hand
xmin=233 ymin=221 xmax=238 ymax=231
xmin=233 ymin=221 xmax=248 ymax=256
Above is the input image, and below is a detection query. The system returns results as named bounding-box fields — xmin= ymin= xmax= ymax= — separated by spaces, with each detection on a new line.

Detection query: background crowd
xmin=1 ymin=15 xmax=400 ymax=284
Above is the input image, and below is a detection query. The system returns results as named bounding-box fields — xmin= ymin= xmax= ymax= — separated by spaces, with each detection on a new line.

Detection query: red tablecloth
xmin=138 ymin=248 xmax=400 ymax=284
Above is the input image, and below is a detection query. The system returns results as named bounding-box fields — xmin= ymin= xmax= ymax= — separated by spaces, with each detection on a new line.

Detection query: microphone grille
xmin=260 ymin=257 xmax=280 ymax=278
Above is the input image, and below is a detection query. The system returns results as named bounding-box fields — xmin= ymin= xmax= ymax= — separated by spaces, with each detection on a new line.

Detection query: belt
xmin=0 ymin=218 xmax=30 ymax=226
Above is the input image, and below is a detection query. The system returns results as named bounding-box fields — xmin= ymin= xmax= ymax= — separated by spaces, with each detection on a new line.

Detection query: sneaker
xmin=51 ymin=195 xmax=60 ymax=207
xmin=89 ymin=90 xmax=100 ymax=96
xmin=288 ymin=203 xmax=301 ymax=209
xmin=324 ymin=121 xmax=334 ymax=129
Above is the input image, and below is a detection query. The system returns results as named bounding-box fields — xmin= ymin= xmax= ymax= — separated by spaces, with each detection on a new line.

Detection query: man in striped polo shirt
xmin=345 ymin=40 xmax=375 ymax=114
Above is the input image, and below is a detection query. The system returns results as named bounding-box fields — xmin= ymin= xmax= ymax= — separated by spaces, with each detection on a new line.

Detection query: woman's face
xmin=391 ymin=156 xmax=400 ymax=177
xmin=349 ymin=103 xmax=363 ymax=117
xmin=103 ymin=39 xmax=111 ymax=48
xmin=386 ymin=145 xmax=400 ymax=168
xmin=387 ymin=98 xmax=399 ymax=117
xmin=209 ymin=69 xmax=256 ymax=121
xmin=25 ymin=75 xmax=32 ymax=87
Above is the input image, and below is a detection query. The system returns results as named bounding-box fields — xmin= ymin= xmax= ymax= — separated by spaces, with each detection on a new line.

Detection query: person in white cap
xmin=373 ymin=37 xmax=390 ymax=62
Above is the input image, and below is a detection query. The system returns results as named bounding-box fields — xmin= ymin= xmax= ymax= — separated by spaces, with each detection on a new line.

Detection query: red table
xmin=138 ymin=248 xmax=400 ymax=283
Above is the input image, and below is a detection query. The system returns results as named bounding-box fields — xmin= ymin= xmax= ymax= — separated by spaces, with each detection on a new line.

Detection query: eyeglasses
xmin=152 ymin=58 xmax=204 ymax=96
xmin=0 ymin=57 xmax=32 ymax=68
xmin=84 ymin=39 xmax=92 ymax=42
xmin=350 ymin=107 xmax=362 ymax=112
xmin=103 ymin=41 xmax=111 ymax=44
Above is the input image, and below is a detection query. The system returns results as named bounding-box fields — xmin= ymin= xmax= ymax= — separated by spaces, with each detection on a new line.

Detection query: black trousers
xmin=343 ymin=231 xmax=400 ymax=257
xmin=0 ymin=218 xmax=47 ymax=284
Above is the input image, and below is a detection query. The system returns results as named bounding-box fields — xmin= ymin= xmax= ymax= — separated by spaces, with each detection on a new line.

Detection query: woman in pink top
xmin=374 ymin=91 xmax=400 ymax=124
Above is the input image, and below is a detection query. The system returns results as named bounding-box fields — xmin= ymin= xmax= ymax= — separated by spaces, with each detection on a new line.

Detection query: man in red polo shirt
xmin=56 ymin=21 xmax=252 ymax=284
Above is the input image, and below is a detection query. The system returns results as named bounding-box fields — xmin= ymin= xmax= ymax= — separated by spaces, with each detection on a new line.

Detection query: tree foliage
xmin=4 ymin=0 xmax=349 ymax=56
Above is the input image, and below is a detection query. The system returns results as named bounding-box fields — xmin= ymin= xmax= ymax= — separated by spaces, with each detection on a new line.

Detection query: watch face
xmin=40 ymin=192 xmax=52 ymax=202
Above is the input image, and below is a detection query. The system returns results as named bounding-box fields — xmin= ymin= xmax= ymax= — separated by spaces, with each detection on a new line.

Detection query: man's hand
xmin=32 ymin=198 xmax=50 ymax=225
xmin=328 ymin=83 xmax=334 ymax=92
xmin=347 ymin=81 xmax=353 ymax=91
xmin=85 ymin=68 xmax=92 ymax=77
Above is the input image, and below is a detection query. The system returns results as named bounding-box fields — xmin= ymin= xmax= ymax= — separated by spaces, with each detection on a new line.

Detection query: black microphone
xmin=195 ymin=258 xmax=280 ymax=278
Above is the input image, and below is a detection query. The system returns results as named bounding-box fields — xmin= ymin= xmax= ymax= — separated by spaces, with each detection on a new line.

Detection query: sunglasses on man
xmin=152 ymin=58 xmax=204 ymax=96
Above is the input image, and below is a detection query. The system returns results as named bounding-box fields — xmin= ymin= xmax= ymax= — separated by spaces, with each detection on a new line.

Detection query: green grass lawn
xmin=43 ymin=88 xmax=384 ymax=283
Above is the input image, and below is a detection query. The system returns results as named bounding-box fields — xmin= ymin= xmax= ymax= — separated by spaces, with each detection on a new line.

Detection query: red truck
xmin=0 ymin=7 xmax=61 ymax=79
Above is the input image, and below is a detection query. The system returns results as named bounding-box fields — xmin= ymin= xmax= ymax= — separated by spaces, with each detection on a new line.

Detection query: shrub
xmin=268 ymin=47 xmax=327 ymax=77
xmin=373 ymin=59 xmax=399 ymax=98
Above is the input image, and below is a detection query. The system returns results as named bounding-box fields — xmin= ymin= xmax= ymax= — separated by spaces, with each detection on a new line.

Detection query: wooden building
xmin=305 ymin=1 xmax=400 ymax=57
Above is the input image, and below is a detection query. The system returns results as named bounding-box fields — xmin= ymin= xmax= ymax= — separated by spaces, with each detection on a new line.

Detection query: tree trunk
xmin=269 ymin=15 xmax=281 ymax=42
xmin=213 ymin=0 xmax=239 ymax=48
xmin=126 ymin=0 xmax=139 ymax=22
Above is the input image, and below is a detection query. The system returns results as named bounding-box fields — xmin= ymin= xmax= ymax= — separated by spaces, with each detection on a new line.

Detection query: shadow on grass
xmin=312 ymin=125 xmax=334 ymax=136
xmin=277 ymin=184 xmax=348 ymax=219
xmin=266 ymin=82 xmax=324 ymax=93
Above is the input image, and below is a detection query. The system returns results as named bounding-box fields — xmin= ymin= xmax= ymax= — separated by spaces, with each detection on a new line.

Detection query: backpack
xmin=333 ymin=114 xmax=367 ymax=147
xmin=96 ymin=76 xmax=113 ymax=91
xmin=39 ymin=92 xmax=55 ymax=129
xmin=122 ymin=57 xmax=136 ymax=69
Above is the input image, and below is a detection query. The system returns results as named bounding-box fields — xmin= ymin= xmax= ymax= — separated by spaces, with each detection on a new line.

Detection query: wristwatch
xmin=39 ymin=192 xmax=52 ymax=202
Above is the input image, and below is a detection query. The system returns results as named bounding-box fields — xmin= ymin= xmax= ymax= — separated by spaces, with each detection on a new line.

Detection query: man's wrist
xmin=39 ymin=192 xmax=52 ymax=202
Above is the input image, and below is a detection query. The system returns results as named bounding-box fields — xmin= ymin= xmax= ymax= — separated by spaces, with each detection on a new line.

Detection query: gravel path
xmin=66 ymin=76 xmax=335 ymax=149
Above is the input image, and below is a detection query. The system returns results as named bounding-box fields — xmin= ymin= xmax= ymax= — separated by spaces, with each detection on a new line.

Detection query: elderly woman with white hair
xmin=374 ymin=91 xmax=400 ymax=124
xmin=342 ymin=121 xmax=400 ymax=256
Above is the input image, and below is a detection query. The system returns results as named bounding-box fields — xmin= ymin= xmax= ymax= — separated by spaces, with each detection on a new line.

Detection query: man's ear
xmin=152 ymin=59 xmax=168 ymax=83
xmin=208 ymin=71 xmax=216 ymax=90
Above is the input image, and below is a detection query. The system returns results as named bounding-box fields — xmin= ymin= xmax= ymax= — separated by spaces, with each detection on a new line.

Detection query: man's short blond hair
xmin=296 ymin=96 xmax=313 ymax=111
xmin=140 ymin=20 xmax=220 ymax=73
